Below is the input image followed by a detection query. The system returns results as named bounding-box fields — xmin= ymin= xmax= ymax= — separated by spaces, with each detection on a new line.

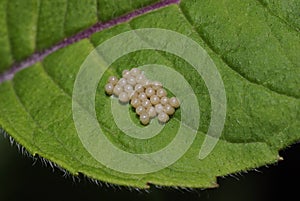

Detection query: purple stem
xmin=0 ymin=0 xmax=180 ymax=83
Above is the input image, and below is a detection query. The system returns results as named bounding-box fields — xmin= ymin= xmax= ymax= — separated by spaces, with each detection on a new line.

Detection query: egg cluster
xmin=104 ymin=68 xmax=180 ymax=125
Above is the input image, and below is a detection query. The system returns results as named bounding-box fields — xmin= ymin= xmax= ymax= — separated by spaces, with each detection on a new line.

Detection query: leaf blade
xmin=0 ymin=0 xmax=299 ymax=188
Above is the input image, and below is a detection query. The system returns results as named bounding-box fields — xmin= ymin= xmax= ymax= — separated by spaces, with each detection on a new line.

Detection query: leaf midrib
xmin=1 ymin=0 xmax=299 ymax=101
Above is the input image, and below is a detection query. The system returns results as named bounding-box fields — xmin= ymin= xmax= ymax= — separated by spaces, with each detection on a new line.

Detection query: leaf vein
xmin=10 ymin=72 xmax=86 ymax=171
xmin=0 ymin=0 xmax=180 ymax=84
xmin=255 ymin=0 xmax=300 ymax=32
xmin=62 ymin=0 xmax=69 ymax=37
xmin=177 ymin=5 xmax=299 ymax=101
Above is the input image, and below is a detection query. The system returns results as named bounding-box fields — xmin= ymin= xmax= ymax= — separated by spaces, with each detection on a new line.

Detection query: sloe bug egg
xmin=105 ymin=68 xmax=180 ymax=125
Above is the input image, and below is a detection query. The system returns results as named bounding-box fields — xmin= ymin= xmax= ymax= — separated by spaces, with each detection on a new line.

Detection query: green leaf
xmin=0 ymin=0 xmax=299 ymax=188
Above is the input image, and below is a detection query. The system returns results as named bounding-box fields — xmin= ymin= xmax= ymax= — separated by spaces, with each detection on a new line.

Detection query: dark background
xmin=1 ymin=133 xmax=299 ymax=201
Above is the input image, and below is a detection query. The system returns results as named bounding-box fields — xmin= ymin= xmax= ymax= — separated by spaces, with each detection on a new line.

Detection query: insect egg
xmin=158 ymin=112 xmax=169 ymax=123
xmin=164 ymin=104 xmax=175 ymax=115
xmin=130 ymin=91 xmax=139 ymax=99
xmin=127 ymin=76 xmax=136 ymax=86
xmin=130 ymin=68 xmax=141 ymax=77
xmin=127 ymin=91 xmax=136 ymax=99
xmin=105 ymin=83 xmax=114 ymax=95
xmin=145 ymin=87 xmax=155 ymax=98
xmin=113 ymin=84 xmax=123 ymax=96
xmin=141 ymin=99 xmax=151 ymax=108
xmin=138 ymin=92 xmax=147 ymax=100
xmin=169 ymin=97 xmax=180 ymax=108
xmin=108 ymin=76 xmax=118 ymax=85
xmin=156 ymin=88 xmax=167 ymax=98
xmin=160 ymin=96 xmax=169 ymax=105
xmin=155 ymin=104 xmax=164 ymax=114
xmin=139 ymin=112 xmax=150 ymax=125
xmin=122 ymin=70 xmax=131 ymax=78
xmin=130 ymin=98 xmax=141 ymax=108
xmin=124 ymin=84 xmax=133 ymax=94
xmin=119 ymin=92 xmax=129 ymax=103
xmin=151 ymin=81 xmax=162 ymax=90
xmin=147 ymin=106 xmax=157 ymax=118
xmin=118 ymin=78 xmax=127 ymax=87
xmin=134 ymin=84 xmax=144 ymax=93
xmin=136 ymin=106 xmax=146 ymax=115
xmin=150 ymin=95 xmax=160 ymax=105
xmin=135 ymin=74 xmax=146 ymax=84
